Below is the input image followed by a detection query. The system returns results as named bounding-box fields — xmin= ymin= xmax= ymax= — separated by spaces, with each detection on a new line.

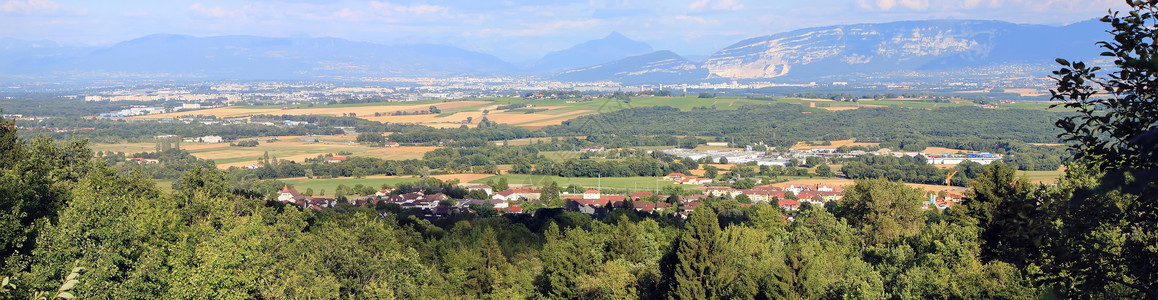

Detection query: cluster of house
xmin=794 ymin=148 xmax=1004 ymax=165
xmin=126 ymin=157 xmax=160 ymax=164
xmin=702 ymin=184 xmax=845 ymax=211
xmin=275 ymin=185 xmax=339 ymax=211
xmin=178 ymin=136 xmax=223 ymax=143
xmin=663 ymin=145 xmax=1005 ymax=167
xmin=660 ymin=172 xmax=713 ymax=185
xmin=661 ymin=148 xmax=793 ymax=166
xmin=99 ymin=106 xmax=166 ymax=117
xmin=273 ymin=179 xmax=960 ymax=216
xmin=924 ymin=192 xmax=964 ymax=209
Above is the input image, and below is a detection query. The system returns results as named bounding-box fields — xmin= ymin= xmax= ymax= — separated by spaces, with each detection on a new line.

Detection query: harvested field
xmin=510 ymin=110 xmax=595 ymax=127
xmin=792 ymin=139 xmax=879 ymax=150
xmin=771 ymin=178 xmax=968 ymax=193
xmin=92 ymin=134 xmax=438 ymax=169
xmin=771 ymin=178 xmax=854 ymax=188
xmin=905 ymin=183 xmax=968 ymax=193
xmin=1003 ymin=88 xmax=1045 ymax=97
xmin=921 ymin=147 xmax=978 ymax=154
xmin=496 ymin=137 xmax=585 ymax=146
xmin=819 ymin=106 xmax=861 ymax=111
xmin=431 ymin=173 xmax=494 ymax=182
xmin=133 ymin=101 xmax=489 ymax=120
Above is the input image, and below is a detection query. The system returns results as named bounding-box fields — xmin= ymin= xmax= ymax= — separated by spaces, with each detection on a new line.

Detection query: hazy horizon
xmin=0 ymin=0 xmax=1129 ymax=61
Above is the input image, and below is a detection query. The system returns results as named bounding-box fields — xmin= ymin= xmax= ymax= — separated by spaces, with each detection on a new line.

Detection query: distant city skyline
xmin=0 ymin=0 xmax=1129 ymax=62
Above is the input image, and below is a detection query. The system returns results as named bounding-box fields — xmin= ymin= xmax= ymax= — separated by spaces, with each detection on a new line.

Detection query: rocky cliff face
xmin=702 ymin=20 xmax=1103 ymax=79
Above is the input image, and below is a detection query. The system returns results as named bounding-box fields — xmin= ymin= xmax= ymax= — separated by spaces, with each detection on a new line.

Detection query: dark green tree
xmin=1047 ymin=2 xmax=1158 ymax=297
xmin=834 ymin=178 xmax=926 ymax=246
xmin=815 ymin=163 xmax=834 ymax=177
xmin=666 ymin=206 xmax=733 ymax=299
xmin=703 ymin=165 xmax=718 ymax=180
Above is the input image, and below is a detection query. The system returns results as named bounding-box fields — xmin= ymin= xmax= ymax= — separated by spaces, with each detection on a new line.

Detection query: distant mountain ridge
xmin=0 ymin=19 xmax=1110 ymax=82
xmin=1 ymin=34 xmax=516 ymax=79
xmin=553 ymin=50 xmax=707 ymax=83
xmin=527 ymin=32 xmax=654 ymax=73
xmin=701 ymin=19 xmax=1106 ymax=79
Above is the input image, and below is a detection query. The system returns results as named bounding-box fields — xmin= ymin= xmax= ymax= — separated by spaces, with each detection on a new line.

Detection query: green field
xmin=855 ymin=99 xmax=973 ymax=109
xmin=998 ymin=101 xmax=1055 ymax=110
xmin=488 ymin=96 xmax=787 ymax=113
xmin=279 ymin=176 xmax=430 ymax=196
xmin=1018 ymin=170 xmax=1064 ymax=184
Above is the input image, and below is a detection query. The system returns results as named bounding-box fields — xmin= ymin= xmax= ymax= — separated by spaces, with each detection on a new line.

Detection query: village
xmin=661 ymin=146 xmax=1004 ymax=166
xmin=270 ymin=171 xmax=964 ymax=221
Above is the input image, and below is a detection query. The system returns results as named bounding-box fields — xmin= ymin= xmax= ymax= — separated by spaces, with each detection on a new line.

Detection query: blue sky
xmin=0 ymin=0 xmax=1129 ymax=62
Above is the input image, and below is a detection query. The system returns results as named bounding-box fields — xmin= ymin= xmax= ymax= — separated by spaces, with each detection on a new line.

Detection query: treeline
xmin=510 ymin=155 xmax=700 ymax=178
xmin=229 ymin=143 xmax=700 ymax=180
xmin=0 ymin=98 xmax=165 ymax=117
xmin=543 ymin=104 xmax=1069 ymax=170
xmin=837 ymin=154 xmax=987 ymax=186
xmin=98 ymin=148 xmax=218 ymax=180
xmin=231 ymin=155 xmax=429 ymax=179
xmin=546 ymin=104 xmax=1067 ymax=145
xmin=248 ymin=114 xmax=420 ymax=133
xmin=1 ymin=113 xmax=1154 ymax=298
xmin=15 ymin=118 xmax=343 ymax=143
xmin=387 ymin=121 xmax=538 ymax=143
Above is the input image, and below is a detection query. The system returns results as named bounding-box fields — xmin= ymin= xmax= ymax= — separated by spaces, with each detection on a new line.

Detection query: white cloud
xmin=689 ymin=0 xmax=744 ymax=11
xmin=332 ymin=8 xmax=362 ymax=20
xmin=857 ymin=0 xmax=1118 ymax=12
xmin=675 ymin=15 xmax=718 ymax=24
xmin=0 ymin=0 xmax=61 ymax=14
xmin=368 ymin=1 xmax=449 ymax=15
xmin=189 ymin=3 xmax=242 ymax=18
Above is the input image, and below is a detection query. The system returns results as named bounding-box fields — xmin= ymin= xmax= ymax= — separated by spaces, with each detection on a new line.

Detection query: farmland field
xmin=1019 ymin=170 xmax=1064 ymax=184
xmin=124 ymin=95 xmax=1059 ymax=134
xmin=131 ymin=100 xmax=490 ymax=120
xmin=791 ymin=139 xmax=880 ymax=150
xmin=91 ymin=135 xmax=436 ymax=169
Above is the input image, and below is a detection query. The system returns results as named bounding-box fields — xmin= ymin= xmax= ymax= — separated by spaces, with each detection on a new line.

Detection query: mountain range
xmin=0 ymin=19 xmax=1109 ymax=82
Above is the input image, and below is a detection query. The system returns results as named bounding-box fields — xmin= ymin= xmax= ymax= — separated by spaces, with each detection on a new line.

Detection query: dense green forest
xmin=16 ymin=118 xmax=344 ymax=144
xmin=538 ymin=105 xmax=1069 ymax=170
xmin=0 ymin=128 xmax=1153 ymax=298
xmin=543 ymin=105 xmax=1068 ymax=146
xmin=4 ymin=3 xmax=1158 ymax=298
xmin=0 ymin=98 xmax=166 ymax=117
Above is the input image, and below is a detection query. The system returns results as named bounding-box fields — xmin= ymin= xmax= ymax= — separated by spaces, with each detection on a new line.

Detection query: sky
xmin=0 ymin=0 xmax=1131 ymax=62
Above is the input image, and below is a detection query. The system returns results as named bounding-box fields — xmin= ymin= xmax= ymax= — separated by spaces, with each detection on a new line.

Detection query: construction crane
xmin=945 ymin=170 xmax=958 ymax=186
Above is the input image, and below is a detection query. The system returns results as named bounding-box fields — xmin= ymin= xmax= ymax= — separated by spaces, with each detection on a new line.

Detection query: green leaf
xmin=1056 ymin=58 xmax=1070 ymax=65
xmin=55 ymin=292 xmax=75 ymax=299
